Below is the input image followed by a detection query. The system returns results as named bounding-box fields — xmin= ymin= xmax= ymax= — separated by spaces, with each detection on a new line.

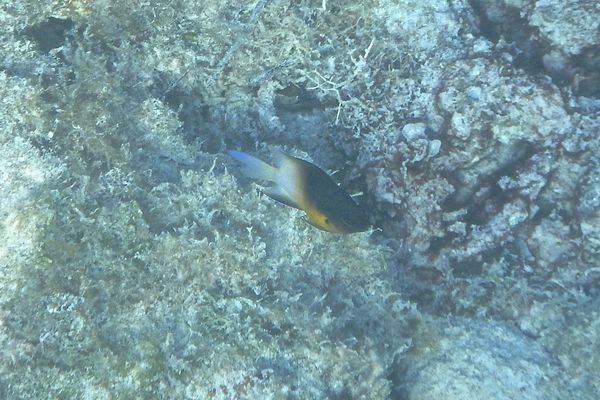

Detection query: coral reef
xmin=392 ymin=318 xmax=566 ymax=400
xmin=0 ymin=0 xmax=599 ymax=399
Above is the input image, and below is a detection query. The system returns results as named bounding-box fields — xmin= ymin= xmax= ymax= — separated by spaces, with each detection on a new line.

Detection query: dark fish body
xmin=228 ymin=150 xmax=370 ymax=234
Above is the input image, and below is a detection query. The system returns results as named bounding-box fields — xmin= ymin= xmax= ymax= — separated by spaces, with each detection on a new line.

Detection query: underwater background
xmin=0 ymin=0 xmax=599 ymax=399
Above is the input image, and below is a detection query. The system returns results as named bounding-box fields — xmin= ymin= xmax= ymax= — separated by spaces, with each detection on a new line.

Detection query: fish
xmin=228 ymin=150 xmax=370 ymax=233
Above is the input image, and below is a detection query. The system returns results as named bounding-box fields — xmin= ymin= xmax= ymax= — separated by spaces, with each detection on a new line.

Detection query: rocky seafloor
xmin=0 ymin=0 xmax=598 ymax=399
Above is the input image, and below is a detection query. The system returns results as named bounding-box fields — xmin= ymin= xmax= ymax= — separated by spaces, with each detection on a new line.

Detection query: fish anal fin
xmin=263 ymin=187 xmax=302 ymax=210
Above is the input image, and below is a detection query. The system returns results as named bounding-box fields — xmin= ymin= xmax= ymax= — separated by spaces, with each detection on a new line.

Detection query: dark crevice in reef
xmin=467 ymin=1 xmax=546 ymax=75
xmin=6 ymin=18 xmax=78 ymax=84
xmin=427 ymin=140 xmax=536 ymax=256
xmin=21 ymin=17 xmax=76 ymax=53
xmin=150 ymin=74 xmax=226 ymax=154
xmin=162 ymin=86 xmax=212 ymax=144
xmin=573 ymin=45 xmax=600 ymax=99
xmin=467 ymin=0 xmax=504 ymax=43
xmin=442 ymin=139 xmax=535 ymax=213
xmin=467 ymin=1 xmax=600 ymax=99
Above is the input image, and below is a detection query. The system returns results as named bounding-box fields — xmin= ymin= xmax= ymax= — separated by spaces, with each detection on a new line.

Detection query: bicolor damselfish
xmin=228 ymin=150 xmax=370 ymax=234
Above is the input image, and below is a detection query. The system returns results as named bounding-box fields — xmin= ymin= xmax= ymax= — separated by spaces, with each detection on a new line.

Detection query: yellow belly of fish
xmin=304 ymin=205 xmax=341 ymax=233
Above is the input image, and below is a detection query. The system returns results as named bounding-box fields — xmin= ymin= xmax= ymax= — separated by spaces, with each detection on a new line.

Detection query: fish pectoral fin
xmin=300 ymin=216 xmax=336 ymax=233
xmin=263 ymin=186 xmax=302 ymax=210
xmin=299 ymin=216 xmax=321 ymax=229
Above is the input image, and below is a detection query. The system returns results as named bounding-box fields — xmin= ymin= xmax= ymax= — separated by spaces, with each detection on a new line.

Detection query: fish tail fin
xmin=228 ymin=150 xmax=277 ymax=181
